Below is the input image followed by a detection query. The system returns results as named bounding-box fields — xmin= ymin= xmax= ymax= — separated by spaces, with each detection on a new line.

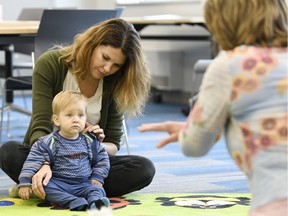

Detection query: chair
xmin=189 ymin=59 xmax=212 ymax=109
xmin=33 ymin=9 xmax=118 ymax=59
xmin=0 ymin=44 xmax=34 ymax=111
xmin=12 ymin=8 xmax=46 ymax=57
xmin=181 ymin=59 xmax=211 ymax=116
xmin=0 ymin=45 xmax=34 ymax=142
xmin=121 ymin=118 xmax=131 ymax=154
xmin=1 ymin=9 xmax=131 ymax=153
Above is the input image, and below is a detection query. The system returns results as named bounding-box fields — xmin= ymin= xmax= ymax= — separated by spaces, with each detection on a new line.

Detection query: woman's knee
xmin=0 ymin=141 xmax=29 ymax=161
xmin=143 ymin=157 xmax=156 ymax=182
xmin=0 ymin=141 xmax=20 ymax=164
xmin=132 ymin=155 xmax=156 ymax=183
xmin=0 ymin=141 xmax=30 ymax=174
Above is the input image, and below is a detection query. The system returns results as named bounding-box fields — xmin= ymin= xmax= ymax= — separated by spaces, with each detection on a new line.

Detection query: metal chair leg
xmin=122 ymin=117 xmax=130 ymax=155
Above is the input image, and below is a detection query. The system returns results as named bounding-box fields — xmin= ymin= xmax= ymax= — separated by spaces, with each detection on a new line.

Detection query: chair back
xmin=14 ymin=8 xmax=46 ymax=54
xmin=34 ymin=9 xmax=119 ymax=60
xmin=190 ymin=59 xmax=212 ymax=108
xmin=17 ymin=8 xmax=46 ymax=21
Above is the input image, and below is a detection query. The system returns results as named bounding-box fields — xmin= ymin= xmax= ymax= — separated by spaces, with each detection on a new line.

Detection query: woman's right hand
xmin=83 ymin=122 xmax=105 ymax=142
xmin=31 ymin=164 xmax=52 ymax=199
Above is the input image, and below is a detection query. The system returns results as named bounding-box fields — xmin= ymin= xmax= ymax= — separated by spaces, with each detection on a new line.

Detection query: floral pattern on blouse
xmin=229 ymin=47 xmax=287 ymax=171
xmin=235 ymin=114 xmax=287 ymax=171
xmin=231 ymin=48 xmax=278 ymax=102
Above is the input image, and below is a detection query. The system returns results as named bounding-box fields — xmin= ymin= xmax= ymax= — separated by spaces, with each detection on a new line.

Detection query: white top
xmin=62 ymin=71 xmax=103 ymax=125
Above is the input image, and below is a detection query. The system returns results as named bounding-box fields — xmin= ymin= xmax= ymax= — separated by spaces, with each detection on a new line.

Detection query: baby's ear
xmin=52 ymin=114 xmax=60 ymax=126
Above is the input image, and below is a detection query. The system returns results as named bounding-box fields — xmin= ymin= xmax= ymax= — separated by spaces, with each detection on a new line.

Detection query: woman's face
xmin=90 ymin=45 xmax=126 ymax=80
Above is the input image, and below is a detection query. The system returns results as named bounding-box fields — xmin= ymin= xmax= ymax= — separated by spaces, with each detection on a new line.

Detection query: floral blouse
xmin=179 ymin=46 xmax=287 ymax=210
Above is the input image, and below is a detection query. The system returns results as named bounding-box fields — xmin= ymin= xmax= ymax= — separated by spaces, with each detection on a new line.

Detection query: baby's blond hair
xmin=52 ymin=90 xmax=87 ymax=115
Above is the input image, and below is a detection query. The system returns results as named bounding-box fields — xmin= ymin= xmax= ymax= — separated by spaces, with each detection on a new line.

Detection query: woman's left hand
xmin=83 ymin=122 xmax=105 ymax=142
xmin=31 ymin=164 xmax=52 ymax=199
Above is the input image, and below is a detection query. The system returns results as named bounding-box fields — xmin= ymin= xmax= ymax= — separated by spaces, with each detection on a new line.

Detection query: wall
xmin=119 ymin=0 xmax=204 ymax=17
xmin=1 ymin=0 xmax=116 ymax=20
xmin=2 ymin=0 xmax=53 ymax=20
xmin=0 ymin=0 xmax=2 ymax=21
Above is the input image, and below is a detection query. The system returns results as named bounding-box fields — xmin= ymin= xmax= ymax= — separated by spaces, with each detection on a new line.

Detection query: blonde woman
xmin=0 ymin=18 xmax=155 ymax=198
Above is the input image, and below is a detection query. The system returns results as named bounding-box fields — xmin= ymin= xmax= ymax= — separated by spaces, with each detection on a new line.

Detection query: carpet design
xmin=0 ymin=193 xmax=250 ymax=216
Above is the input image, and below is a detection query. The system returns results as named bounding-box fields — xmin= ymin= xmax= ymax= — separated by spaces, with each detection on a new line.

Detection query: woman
xmin=0 ymin=18 xmax=155 ymax=198
xmin=139 ymin=0 xmax=287 ymax=215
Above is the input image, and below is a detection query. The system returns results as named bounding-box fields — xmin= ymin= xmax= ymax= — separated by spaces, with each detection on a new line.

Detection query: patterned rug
xmin=0 ymin=193 xmax=251 ymax=216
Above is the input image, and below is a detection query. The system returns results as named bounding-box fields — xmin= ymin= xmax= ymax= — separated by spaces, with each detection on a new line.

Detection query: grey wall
xmin=119 ymin=0 xmax=204 ymax=17
xmin=1 ymin=0 xmax=116 ymax=20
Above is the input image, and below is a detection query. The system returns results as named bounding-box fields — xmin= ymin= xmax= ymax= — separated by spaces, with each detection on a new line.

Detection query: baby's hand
xmin=91 ymin=179 xmax=103 ymax=186
xmin=18 ymin=186 xmax=33 ymax=200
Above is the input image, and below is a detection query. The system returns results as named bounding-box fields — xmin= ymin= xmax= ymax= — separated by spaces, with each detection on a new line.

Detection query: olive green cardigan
xmin=23 ymin=50 xmax=123 ymax=149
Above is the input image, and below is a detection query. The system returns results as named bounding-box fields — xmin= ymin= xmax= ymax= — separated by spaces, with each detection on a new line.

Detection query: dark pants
xmin=0 ymin=141 xmax=155 ymax=197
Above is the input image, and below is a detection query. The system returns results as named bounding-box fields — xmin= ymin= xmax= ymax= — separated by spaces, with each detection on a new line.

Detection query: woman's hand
xmin=138 ymin=121 xmax=185 ymax=148
xmin=31 ymin=164 xmax=52 ymax=199
xmin=83 ymin=122 xmax=118 ymax=155
xmin=83 ymin=122 xmax=105 ymax=142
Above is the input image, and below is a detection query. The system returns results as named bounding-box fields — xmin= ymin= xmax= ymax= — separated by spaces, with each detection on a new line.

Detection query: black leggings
xmin=0 ymin=141 xmax=155 ymax=197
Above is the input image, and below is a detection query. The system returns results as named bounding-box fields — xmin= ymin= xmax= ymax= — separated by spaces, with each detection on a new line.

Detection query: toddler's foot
xmin=9 ymin=185 xmax=38 ymax=198
xmin=90 ymin=197 xmax=110 ymax=210
xmin=8 ymin=186 xmax=19 ymax=198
